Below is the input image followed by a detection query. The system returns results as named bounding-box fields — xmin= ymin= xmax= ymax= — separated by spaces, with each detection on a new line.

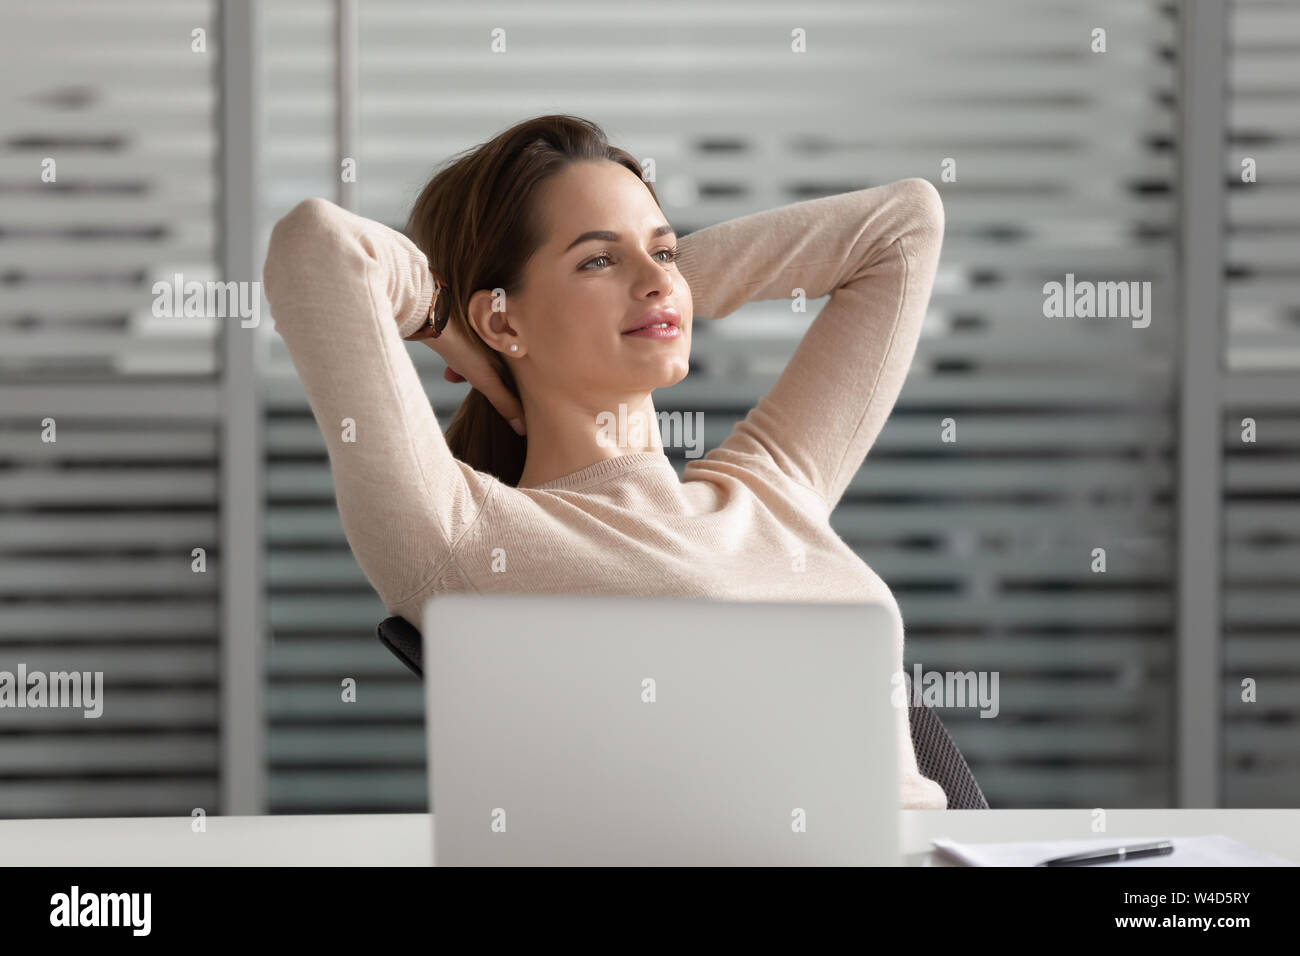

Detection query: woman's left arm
xmin=673 ymin=178 xmax=944 ymax=514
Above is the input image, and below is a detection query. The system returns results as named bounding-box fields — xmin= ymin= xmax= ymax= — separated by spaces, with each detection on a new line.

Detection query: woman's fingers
xmin=465 ymin=365 xmax=525 ymax=435
xmin=480 ymin=381 xmax=526 ymax=435
xmin=432 ymin=343 xmax=523 ymax=435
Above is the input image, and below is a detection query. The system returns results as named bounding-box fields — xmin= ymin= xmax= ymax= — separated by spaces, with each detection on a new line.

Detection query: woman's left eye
xmin=581 ymin=247 xmax=678 ymax=271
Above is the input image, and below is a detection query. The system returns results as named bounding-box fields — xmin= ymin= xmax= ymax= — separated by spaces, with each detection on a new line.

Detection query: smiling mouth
xmin=623 ymin=323 xmax=682 ymax=339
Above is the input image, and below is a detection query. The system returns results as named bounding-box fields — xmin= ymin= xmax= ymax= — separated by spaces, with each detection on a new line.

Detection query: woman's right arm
xmin=262 ymin=198 xmax=496 ymax=613
xmin=673 ymin=179 xmax=943 ymax=516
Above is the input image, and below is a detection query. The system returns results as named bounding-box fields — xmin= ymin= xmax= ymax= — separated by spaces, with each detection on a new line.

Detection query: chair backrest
xmin=377 ymin=614 xmax=424 ymax=678
xmin=900 ymin=669 xmax=989 ymax=809
xmin=377 ymin=614 xmax=989 ymax=809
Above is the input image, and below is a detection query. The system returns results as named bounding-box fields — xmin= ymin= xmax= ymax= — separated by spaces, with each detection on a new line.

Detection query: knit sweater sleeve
xmin=672 ymin=178 xmax=943 ymax=514
xmin=261 ymin=198 xmax=494 ymax=614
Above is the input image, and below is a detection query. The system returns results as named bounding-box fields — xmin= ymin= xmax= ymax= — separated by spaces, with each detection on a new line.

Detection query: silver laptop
xmin=423 ymin=594 xmax=902 ymax=866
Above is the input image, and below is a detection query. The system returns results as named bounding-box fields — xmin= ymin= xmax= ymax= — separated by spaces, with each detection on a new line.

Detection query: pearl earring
xmin=509 ymin=344 xmax=518 ymax=352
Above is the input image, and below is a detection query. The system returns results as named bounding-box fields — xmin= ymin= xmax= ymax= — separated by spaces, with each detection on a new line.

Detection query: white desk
xmin=2 ymin=810 xmax=1296 ymax=866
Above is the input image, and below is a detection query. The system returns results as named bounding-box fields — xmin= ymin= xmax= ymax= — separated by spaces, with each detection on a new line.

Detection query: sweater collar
xmin=528 ymin=451 xmax=675 ymax=492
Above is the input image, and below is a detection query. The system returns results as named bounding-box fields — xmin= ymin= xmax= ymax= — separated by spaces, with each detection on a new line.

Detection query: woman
xmin=262 ymin=114 xmax=947 ymax=809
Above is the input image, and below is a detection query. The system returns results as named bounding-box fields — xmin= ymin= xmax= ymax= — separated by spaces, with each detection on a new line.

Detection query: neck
xmin=515 ymin=391 xmax=664 ymax=489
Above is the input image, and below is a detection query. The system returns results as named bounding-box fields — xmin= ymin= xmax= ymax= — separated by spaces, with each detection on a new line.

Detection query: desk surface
xmin=1 ymin=809 xmax=1296 ymax=866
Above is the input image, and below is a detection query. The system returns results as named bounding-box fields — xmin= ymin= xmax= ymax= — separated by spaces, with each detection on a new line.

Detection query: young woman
xmin=262 ymin=114 xmax=947 ymax=809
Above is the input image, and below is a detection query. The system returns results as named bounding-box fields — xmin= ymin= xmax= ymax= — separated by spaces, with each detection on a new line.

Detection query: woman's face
xmin=500 ymin=159 xmax=693 ymax=404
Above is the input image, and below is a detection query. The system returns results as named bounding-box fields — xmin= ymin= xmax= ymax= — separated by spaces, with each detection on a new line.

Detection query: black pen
xmin=1036 ymin=840 xmax=1175 ymax=867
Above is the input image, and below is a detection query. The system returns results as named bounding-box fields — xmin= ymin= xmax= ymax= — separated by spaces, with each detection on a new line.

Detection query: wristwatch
xmin=408 ymin=272 xmax=449 ymax=340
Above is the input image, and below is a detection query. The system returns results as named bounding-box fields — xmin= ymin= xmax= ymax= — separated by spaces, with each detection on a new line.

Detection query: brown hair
xmin=404 ymin=114 xmax=660 ymax=487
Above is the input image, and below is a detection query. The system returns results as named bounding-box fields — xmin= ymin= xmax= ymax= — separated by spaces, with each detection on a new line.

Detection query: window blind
xmin=0 ymin=0 xmax=222 ymax=817
xmin=1221 ymin=0 xmax=1300 ymax=807
xmin=261 ymin=0 xmax=1184 ymax=811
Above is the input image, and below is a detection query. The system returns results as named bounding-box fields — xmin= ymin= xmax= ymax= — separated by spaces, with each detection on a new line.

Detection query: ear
xmin=467 ymin=287 xmax=523 ymax=356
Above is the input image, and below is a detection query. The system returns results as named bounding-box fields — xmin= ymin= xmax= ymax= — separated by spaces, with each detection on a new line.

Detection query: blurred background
xmin=0 ymin=0 xmax=1296 ymax=817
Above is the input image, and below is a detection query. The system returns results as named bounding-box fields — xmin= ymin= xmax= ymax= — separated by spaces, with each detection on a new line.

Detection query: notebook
xmin=423 ymin=594 xmax=906 ymax=866
xmin=932 ymin=834 xmax=1297 ymax=867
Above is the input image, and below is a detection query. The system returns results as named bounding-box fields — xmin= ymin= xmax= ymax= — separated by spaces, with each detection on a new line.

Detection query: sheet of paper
xmin=931 ymin=834 xmax=1297 ymax=867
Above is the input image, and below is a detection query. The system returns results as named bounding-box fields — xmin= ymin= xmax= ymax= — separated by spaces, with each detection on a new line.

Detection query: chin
xmin=621 ymin=362 xmax=687 ymax=392
xmin=663 ymin=361 xmax=690 ymax=388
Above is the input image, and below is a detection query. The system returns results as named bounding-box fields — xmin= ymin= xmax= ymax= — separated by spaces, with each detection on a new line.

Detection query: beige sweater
xmin=262 ymin=177 xmax=948 ymax=810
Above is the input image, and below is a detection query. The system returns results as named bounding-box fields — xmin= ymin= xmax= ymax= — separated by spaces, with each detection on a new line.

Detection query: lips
xmin=623 ymin=308 xmax=682 ymax=334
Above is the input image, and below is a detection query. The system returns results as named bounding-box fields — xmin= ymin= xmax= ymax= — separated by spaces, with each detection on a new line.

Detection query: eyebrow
xmin=564 ymin=223 xmax=677 ymax=253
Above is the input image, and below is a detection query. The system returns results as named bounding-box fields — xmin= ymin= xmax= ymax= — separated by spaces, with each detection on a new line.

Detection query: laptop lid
xmin=423 ymin=594 xmax=901 ymax=866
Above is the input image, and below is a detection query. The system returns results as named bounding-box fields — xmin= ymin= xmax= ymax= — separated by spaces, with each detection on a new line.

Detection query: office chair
xmin=377 ymin=614 xmax=989 ymax=809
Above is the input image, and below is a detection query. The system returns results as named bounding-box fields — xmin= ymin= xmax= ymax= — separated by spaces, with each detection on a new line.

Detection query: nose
xmin=636 ymin=253 xmax=676 ymax=300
